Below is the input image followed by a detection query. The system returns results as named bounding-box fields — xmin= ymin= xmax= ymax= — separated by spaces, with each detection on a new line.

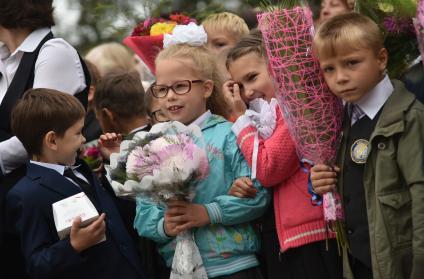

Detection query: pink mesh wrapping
xmin=414 ymin=0 xmax=424 ymax=65
xmin=257 ymin=7 xmax=343 ymax=165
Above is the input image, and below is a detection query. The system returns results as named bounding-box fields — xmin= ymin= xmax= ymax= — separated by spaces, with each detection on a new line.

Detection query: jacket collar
xmin=199 ymin=113 xmax=227 ymax=131
xmin=371 ymin=79 xmax=416 ymax=139
xmin=26 ymin=162 xmax=81 ymax=198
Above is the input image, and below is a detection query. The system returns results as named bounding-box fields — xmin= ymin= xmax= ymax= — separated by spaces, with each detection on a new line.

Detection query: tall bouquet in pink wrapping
xmin=257 ymin=0 xmax=347 ymax=251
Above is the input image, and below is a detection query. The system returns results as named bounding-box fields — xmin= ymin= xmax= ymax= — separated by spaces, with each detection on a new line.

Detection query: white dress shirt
xmin=0 ymin=28 xmax=86 ymax=174
xmin=353 ymin=74 xmax=394 ymax=122
xmin=30 ymin=160 xmax=89 ymax=187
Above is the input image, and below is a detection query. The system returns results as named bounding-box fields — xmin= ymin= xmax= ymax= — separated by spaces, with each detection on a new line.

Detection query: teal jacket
xmin=134 ymin=114 xmax=270 ymax=278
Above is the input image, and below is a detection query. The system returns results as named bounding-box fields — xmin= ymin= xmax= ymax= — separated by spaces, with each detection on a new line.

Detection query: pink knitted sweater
xmin=232 ymin=107 xmax=332 ymax=251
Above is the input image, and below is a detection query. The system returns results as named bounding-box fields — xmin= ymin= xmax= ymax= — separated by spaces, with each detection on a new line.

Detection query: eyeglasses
xmin=150 ymin=109 xmax=169 ymax=123
xmin=151 ymin=80 xmax=203 ymax=98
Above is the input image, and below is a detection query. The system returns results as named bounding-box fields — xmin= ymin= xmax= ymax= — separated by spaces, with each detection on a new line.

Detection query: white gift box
xmin=52 ymin=192 xmax=105 ymax=242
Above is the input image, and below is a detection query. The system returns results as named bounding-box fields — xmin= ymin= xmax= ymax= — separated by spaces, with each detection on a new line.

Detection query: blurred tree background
xmin=53 ymin=0 xmax=321 ymax=54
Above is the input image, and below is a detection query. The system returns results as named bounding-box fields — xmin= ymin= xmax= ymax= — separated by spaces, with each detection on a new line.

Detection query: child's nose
xmin=335 ymin=69 xmax=348 ymax=84
xmin=166 ymin=88 xmax=178 ymax=100
xmin=244 ymin=87 xmax=256 ymax=101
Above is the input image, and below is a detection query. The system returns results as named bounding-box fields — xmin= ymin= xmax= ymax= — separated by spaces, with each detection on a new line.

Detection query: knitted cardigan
xmin=232 ymin=106 xmax=333 ymax=251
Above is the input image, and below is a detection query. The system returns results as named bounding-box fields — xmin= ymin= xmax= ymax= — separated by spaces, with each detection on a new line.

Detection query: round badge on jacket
xmin=350 ymin=139 xmax=370 ymax=164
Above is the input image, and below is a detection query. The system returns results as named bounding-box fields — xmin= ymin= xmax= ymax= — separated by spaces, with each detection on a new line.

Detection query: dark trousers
xmin=214 ymin=267 xmax=264 ymax=279
xmin=348 ymin=254 xmax=373 ymax=279
xmin=256 ymin=200 xmax=342 ymax=279
xmin=278 ymin=239 xmax=343 ymax=279
xmin=0 ymin=165 xmax=29 ymax=279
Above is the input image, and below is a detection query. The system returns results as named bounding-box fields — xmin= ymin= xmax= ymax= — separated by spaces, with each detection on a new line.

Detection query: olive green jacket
xmin=338 ymin=80 xmax=424 ymax=279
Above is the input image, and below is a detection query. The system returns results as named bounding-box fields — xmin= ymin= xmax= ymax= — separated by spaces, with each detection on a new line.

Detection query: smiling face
xmin=154 ymin=58 xmax=213 ymax=125
xmin=54 ymin=117 xmax=86 ymax=166
xmin=228 ymin=52 xmax=275 ymax=103
xmin=319 ymin=46 xmax=388 ymax=103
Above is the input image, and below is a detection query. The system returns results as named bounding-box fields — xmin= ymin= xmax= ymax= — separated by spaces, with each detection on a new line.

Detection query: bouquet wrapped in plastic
xmin=108 ymin=121 xmax=209 ymax=279
xmin=124 ymin=14 xmax=197 ymax=74
xmin=257 ymin=0 xmax=346 ymax=251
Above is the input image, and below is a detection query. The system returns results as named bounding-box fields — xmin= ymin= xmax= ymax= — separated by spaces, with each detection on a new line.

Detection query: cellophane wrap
xmin=108 ymin=121 xmax=209 ymax=278
xmin=257 ymin=5 xmax=346 ymax=251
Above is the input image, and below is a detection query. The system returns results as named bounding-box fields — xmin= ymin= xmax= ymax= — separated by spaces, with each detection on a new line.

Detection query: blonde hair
xmin=202 ymin=12 xmax=249 ymax=41
xmin=85 ymin=42 xmax=136 ymax=77
xmin=155 ymin=44 xmax=228 ymax=117
xmin=313 ymin=12 xmax=383 ymax=58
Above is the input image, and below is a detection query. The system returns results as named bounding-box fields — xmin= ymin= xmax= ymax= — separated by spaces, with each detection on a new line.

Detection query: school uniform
xmin=337 ymin=76 xmax=424 ymax=278
xmin=6 ymin=160 xmax=147 ymax=279
xmin=0 ymin=28 xmax=90 ymax=279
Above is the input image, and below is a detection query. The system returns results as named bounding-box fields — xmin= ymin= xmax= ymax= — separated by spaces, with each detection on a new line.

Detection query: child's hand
xmin=70 ymin=213 xmax=106 ymax=253
xmin=166 ymin=201 xmax=210 ymax=233
xmin=310 ymin=164 xmax=340 ymax=195
xmin=98 ymin=133 xmax=122 ymax=161
xmin=222 ymin=80 xmax=247 ymax=119
xmin=228 ymin=177 xmax=257 ymax=198
xmin=163 ymin=213 xmax=182 ymax=237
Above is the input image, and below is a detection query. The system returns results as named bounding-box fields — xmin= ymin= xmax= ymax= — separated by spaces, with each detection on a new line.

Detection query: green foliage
xmin=259 ymin=0 xmax=308 ymax=11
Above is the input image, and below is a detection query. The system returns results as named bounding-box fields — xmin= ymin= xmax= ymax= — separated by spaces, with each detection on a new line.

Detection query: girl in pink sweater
xmin=222 ymin=29 xmax=341 ymax=279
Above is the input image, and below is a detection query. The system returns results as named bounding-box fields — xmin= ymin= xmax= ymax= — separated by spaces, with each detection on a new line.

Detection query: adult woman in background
xmin=0 ymin=1 xmax=89 ymax=278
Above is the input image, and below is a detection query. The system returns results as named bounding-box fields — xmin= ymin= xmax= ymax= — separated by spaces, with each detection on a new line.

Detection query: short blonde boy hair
xmin=85 ymin=42 xmax=136 ymax=77
xmin=202 ymin=12 xmax=249 ymax=41
xmin=155 ymin=44 xmax=228 ymax=117
xmin=313 ymin=12 xmax=383 ymax=58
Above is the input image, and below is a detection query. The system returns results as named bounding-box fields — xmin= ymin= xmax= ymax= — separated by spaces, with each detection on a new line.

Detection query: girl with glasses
xmin=134 ymin=43 xmax=269 ymax=279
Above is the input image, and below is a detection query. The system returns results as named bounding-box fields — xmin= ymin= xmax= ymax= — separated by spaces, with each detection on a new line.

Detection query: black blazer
xmin=6 ymin=161 xmax=146 ymax=279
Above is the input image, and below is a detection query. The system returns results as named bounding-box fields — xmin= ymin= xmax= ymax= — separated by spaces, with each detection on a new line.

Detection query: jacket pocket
xmin=378 ymin=191 xmax=412 ymax=248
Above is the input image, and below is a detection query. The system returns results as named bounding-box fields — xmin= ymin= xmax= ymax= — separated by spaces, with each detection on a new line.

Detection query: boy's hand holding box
xmin=52 ymin=192 xmax=106 ymax=242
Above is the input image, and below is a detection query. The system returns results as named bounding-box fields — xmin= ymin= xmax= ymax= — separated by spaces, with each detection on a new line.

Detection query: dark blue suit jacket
xmin=6 ymin=161 xmax=146 ymax=279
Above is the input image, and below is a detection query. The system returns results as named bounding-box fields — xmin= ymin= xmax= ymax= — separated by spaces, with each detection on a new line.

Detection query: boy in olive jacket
xmin=310 ymin=13 xmax=424 ymax=279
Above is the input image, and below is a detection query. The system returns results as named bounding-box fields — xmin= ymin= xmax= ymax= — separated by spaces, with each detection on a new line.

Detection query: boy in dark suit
xmin=94 ymin=71 xmax=169 ymax=279
xmin=6 ymin=88 xmax=146 ymax=279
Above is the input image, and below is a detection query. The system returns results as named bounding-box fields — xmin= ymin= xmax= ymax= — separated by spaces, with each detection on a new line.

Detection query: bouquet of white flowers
xmin=108 ymin=121 xmax=209 ymax=279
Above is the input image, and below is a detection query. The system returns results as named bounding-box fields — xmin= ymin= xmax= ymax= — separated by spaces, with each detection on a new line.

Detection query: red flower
xmin=170 ymin=14 xmax=195 ymax=25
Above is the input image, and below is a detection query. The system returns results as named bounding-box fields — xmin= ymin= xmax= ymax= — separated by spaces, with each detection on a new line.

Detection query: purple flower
xmin=383 ymin=16 xmax=415 ymax=35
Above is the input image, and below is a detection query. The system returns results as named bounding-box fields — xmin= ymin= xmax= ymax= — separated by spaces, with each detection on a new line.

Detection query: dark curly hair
xmin=0 ymin=0 xmax=55 ymax=30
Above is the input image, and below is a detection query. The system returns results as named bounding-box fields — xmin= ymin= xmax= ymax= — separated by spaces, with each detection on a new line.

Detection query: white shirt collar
xmin=354 ymin=75 xmax=393 ymax=120
xmin=0 ymin=42 xmax=10 ymax=60
xmin=129 ymin=125 xmax=149 ymax=134
xmin=191 ymin=110 xmax=211 ymax=127
xmin=30 ymin=160 xmax=66 ymax=175
xmin=1 ymin=28 xmax=51 ymax=58
xmin=30 ymin=160 xmax=79 ymax=175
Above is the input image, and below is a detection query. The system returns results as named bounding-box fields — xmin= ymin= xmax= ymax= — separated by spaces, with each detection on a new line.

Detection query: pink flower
xmin=84 ymin=146 xmax=100 ymax=158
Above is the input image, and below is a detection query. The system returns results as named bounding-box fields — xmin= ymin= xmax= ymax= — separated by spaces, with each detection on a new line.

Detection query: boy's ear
xmin=88 ymin=85 xmax=96 ymax=104
xmin=377 ymin=48 xmax=388 ymax=73
xmin=44 ymin=131 xmax=58 ymax=151
xmin=102 ymin=108 xmax=115 ymax=123
xmin=203 ymin=80 xmax=214 ymax=99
